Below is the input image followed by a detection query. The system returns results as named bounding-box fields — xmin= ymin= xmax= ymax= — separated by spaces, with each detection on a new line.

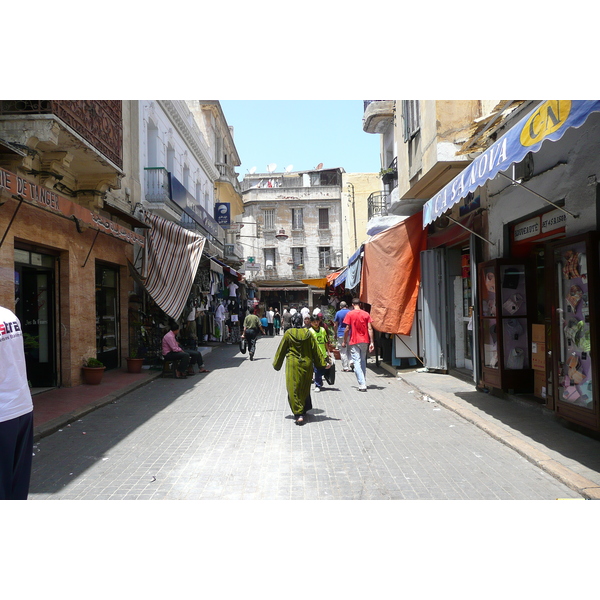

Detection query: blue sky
xmin=219 ymin=101 xmax=381 ymax=176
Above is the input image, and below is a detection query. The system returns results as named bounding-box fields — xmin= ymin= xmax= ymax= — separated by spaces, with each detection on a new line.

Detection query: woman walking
xmin=272 ymin=313 xmax=328 ymax=425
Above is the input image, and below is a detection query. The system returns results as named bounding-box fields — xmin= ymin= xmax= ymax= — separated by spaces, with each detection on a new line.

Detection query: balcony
xmin=363 ymin=100 xmax=395 ymax=134
xmin=0 ymin=101 xmax=123 ymax=168
xmin=144 ymin=167 xmax=182 ymax=221
xmin=0 ymin=100 xmax=123 ymax=199
xmin=216 ymin=162 xmax=241 ymax=194
xmin=368 ymin=192 xmax=389 ymax=219
xmin=380 ymin=157 xmax=398 ymax=192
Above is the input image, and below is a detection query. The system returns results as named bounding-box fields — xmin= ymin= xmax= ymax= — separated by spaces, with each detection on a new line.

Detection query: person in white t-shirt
xmin=0 ymin=305 xmax=34 ymax=499
xmin=266 ymin=307 xmax=275 ymax=336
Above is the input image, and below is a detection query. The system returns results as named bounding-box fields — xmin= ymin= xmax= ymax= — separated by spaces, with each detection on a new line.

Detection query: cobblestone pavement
xmin=29 ymin=335 xmax=582 ymax=500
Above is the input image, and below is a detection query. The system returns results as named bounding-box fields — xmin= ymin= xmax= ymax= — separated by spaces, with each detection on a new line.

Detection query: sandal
xmin=198 ymin=368 xmax=210 ymax=373
xmin=175 ymin=371 xmax=187 ymax=379
xmin=295 ymin=415 xmax=304 ymax=425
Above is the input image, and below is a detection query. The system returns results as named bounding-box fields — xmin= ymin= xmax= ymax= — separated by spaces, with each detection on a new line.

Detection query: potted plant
xmin=82 ymin=357 xmax=106 ymax=385
xmin=126 ymin=319 xmax=146 ymax=373
xmin=126 ymin=347 xmax=144 ymax=373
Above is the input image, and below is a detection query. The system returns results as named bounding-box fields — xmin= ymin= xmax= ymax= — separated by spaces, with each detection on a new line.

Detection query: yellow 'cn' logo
xmin=520 ymin=101 xmax=571 ymax=147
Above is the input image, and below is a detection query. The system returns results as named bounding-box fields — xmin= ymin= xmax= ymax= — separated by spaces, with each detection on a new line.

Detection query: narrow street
xmin=29 ymin=336 xmax=581 ymax=500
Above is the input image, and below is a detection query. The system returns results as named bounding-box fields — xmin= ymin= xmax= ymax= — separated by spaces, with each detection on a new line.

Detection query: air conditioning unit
xmin=265 ymin=259 xmax=274 ymax=269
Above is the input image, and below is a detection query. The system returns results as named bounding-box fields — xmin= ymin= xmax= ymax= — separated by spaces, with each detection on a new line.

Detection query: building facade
xmin=135 ymin=100 xmax=246 ymax=352
xmin=364 ymin=99 xmax=600 ymax=432
xmin=0 ymin=100 xmax=145 ymax=387
xmin=238 ymin=167 xmax=345 ymax=311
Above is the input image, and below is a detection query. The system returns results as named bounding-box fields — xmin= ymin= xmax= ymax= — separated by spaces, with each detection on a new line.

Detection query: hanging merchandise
xmin=566 ymin=285 xmax=583 ymax=311
xmin=502 ymin=293 xmax=524 ymax=315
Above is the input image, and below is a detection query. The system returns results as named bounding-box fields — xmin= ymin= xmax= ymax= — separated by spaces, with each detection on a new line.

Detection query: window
xmin=318 ymin=208 xmax=329 ymax=229
xmin=292 ymin=247 xmax=304 ymax=267
xmin=402 ymin=100 xmax=420 ymax=142
xmin=319 ymin=247 xmax=331 ymax=269
xmin=263 ymin=209 xmax=275 ymax=230
xmin=264 ymin=248 xmax=276 ymax=269
xmin=292 ymin=208 xmax=303 ymax=230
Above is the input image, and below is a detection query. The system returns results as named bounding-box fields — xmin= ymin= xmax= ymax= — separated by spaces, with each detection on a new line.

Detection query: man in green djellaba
xmin=272 ymin=313 xmax=328 ymax=425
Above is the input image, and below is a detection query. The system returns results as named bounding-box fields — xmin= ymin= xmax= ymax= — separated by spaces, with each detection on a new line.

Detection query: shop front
xmin=0 ymin=166 xmax=145 ymax=387
xmin=422 ymin=101 xmax=600 ymax=431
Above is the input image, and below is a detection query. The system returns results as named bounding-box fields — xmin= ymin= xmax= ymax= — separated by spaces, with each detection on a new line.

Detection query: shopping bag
xmin=324 ymin=361 xmax=336 ymax=385
xmin=239 ymin=338 xmax=247 ymax=354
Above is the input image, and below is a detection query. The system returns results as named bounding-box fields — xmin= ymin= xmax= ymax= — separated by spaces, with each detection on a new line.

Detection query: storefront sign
xmin=214 ymin=203 xmax=230 ymax=227
xmin=423 ymin=100 xmax=600 ymax=227
xmin=0 ymin=167 xmax=145 ymax=246
xmin=513 ymin=217 xmax=540 ymax=242
xmin=541 ymin=208 xmax=567 ymax=234
xmin=512 ymin=209 xmax=566 ymax=245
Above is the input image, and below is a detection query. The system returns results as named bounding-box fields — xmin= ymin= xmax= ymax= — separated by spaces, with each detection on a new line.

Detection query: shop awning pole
xmin=446 ymin=215 xmax=495 ymax=246
xmin=497 ymin=172 xmax=579 ymax=218
xmin=82 ymin=230 xmax=100 ymax=268
xmin=0 ymin=194 xmax=24 ymax=249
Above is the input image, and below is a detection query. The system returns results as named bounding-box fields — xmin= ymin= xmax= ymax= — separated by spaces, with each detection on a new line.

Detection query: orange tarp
xmin=360 ymin=211 xmax=427 ymax=336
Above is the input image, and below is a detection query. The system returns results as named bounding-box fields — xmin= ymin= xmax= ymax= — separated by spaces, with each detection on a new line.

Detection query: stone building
xmin=0 ymin=101 xmax=145 ymax=387
xmin=238 ymin=167 xmax=345 ymax=310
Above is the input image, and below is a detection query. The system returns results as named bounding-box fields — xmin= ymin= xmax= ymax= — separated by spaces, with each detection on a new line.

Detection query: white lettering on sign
xmin=513 ymin=217 xmax=540 ymax=241
xmin=541 ymin=208 xmax=567 ymax=233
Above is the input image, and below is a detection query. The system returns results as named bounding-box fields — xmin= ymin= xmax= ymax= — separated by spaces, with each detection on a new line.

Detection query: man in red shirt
xmin=342 ymin=298 xmax=374 ymax=392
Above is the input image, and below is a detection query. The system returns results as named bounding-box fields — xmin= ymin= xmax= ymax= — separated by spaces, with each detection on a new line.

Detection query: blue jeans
xmin=349 ymin=343 xmax=369 ymax=387
xmin=314 ymin=365 xmax=327 ymax=388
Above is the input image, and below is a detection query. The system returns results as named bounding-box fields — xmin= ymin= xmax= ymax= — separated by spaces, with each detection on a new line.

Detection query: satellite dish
xmin=267 ymin=163 xmax=277 ymax=173
xmin=316 ymin=163 xmax=323 ymax=170
xmin=285 ymin=164 xmax=293 ymax=173
xmin=248 ymin=166 xmax=256 ymax=174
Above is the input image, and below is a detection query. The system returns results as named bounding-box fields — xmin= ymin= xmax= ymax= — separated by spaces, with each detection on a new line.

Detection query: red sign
xmin=0 ymin=167 xmax=145 ymax=246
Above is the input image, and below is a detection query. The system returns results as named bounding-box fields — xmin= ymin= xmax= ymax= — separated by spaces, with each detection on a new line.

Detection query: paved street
xmin=29 ymin=335 xmax=582 ymax=500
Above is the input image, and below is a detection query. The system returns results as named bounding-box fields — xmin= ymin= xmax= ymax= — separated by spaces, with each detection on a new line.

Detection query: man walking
xmin=333 ymin=301 xmax=352 ymax=371
xmin=266 ymin=306 xmax=275 ymax=336
xmin=242 ymin=309 xmax=265 ymax=360
xmin=0 ymin=305 xmax=34 ymax=499
xmin=300 ymin=305 xmax=311 ymax=322
xmin=342 ymin=298 xmax=374 ymax=392
xmin=281 ymin=307 xmax=292 ymax=333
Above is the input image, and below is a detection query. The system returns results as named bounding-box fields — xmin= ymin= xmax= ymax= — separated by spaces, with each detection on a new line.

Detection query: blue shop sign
xmin=423 ymin=100 xmax=600 ymax=227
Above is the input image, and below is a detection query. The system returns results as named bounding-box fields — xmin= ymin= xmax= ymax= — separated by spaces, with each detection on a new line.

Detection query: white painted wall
xmin=485 ymin=112 xmax=600 ymax=257
xmin=139 ymin=100 xmax=216 ymax=215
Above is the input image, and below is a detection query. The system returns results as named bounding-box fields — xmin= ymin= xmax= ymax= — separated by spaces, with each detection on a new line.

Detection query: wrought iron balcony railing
xmin=368 ymin=191 xmax=389 ymax=220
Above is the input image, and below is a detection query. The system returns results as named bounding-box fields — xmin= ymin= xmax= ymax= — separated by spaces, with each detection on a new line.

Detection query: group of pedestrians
xmin=272 ymin=298 xmax=374 ymax=425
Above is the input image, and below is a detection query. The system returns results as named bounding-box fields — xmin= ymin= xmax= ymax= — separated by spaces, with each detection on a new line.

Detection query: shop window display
xmin=553 ymin=239 xmax=592 ymax=409
xmin=478 ymin=259 xmax=534 ymax=392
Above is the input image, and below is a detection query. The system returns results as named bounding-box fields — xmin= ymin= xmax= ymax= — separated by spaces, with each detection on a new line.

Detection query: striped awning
xmin=142 ymin=212 xmax=206 ymax=319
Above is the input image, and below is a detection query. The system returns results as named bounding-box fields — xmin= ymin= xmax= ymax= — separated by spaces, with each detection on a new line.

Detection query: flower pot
xmin=126 ymin=357 xmax=144 ymax=373
xmin=82 ymin=366 xmax=106 ymax=385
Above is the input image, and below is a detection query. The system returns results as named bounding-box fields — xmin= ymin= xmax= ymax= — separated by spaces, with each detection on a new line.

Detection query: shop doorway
xmin=96 ymin=264 xmax=120 ymax=370
xmin=14 ymin=249 xmax=57 ymax=388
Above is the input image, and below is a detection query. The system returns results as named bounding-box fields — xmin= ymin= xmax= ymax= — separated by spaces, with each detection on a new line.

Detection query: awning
xmin=334 ymin=245 xmax=363 ymax=289
xmin=209 ymin=256 xmax=242 ymax=280
xmin=141 ymin=212 xmax=205 ymax=319
xmin=422 ymin=100 xmax=600 ymax=228
xmin=361 ymin=211 xmax=427 ymax=335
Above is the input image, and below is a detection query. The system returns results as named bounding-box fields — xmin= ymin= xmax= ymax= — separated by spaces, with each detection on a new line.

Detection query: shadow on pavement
xmin=29 ymin=344 xmax=251 ymax=494
xmin=454 ymin=390 xmax=600 ymax=476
